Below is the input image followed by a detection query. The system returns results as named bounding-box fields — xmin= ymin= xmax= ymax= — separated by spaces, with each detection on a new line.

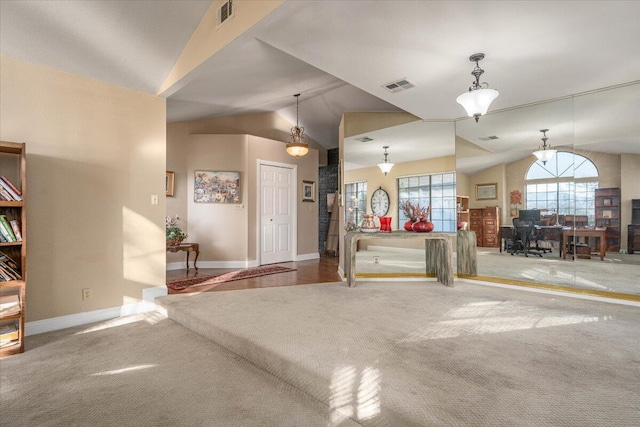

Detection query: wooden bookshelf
xmin=595 ymin=187 xmax=620 ymax=252
xmin=456 ymin=195 xmax=470 ymax=225
xmin=0 ymin=141 xmax=26 ymax=357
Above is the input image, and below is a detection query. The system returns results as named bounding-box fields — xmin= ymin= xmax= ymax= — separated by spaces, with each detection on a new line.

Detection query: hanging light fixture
xmin=456 ymin=53 xmax=499 ymax=122
xmin=533 ymin=129 xmax=557 ymax=165
xmin=286 ymin=93 xmax=309 ymax=157
xmin=377 ymin=146 xmax=394 ymax=175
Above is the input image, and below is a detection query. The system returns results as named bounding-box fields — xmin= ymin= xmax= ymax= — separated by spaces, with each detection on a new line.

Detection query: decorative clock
xmin=371 ymin=187 xmax=390 ymax=217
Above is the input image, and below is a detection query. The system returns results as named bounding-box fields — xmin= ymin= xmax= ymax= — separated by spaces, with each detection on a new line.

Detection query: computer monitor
xmin=518 ymin=209 xmax=541 ymax=223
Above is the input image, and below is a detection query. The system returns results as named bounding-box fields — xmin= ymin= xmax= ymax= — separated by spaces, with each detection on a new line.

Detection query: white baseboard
xmin=25 ymin=285 xmax=168 ymax=337
xmin=337 ymin=265 xmax=345 ymax=281
xmin=296 ymin=252 xmax=320 ymax=261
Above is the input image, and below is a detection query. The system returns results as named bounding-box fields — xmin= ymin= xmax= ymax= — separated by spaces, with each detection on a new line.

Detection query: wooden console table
xmin=562 ymin=229 xmax=606 ymax=261
xmin=167 ymin=243 xmax=200 ymax=270
xmin=344 ymin=231 xmax=453 ymax=287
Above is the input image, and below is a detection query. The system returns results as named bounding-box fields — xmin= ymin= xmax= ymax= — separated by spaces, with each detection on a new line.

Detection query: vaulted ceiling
xmin=1 ymin=1 xmax=639 ymax=167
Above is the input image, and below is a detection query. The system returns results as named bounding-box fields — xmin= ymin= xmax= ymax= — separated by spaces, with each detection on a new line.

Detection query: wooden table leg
xmin=193 ymin=247 xmax=199 ymax=270
xmin=185 ymin=251 xmax=190 ymax=270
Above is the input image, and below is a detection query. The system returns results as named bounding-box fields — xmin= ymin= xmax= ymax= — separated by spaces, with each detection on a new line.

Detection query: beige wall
xmin=167 ymin=131 xmax=319 ymax=266
xmin=0 ymin=56 xmax=166 ymax=322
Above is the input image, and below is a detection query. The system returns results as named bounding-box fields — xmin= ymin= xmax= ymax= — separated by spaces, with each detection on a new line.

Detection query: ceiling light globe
xmin=533 ymin=148 xmax=557 ymax=164
xmin=377 ymin=162 xmax=394 ymax=175
xmin=286 ymin=142 xmax=309 ymax=157
xmin=456 ymin=88 xmax=499 ymax=120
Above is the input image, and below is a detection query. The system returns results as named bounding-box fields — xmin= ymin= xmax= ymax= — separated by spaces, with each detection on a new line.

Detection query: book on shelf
xmin=0 ymin=177 xmax=22 ymax=201
xmin=0 ymin=322 xmax=18 ymax=341
xmin=9 ymin=220 xmax=22 ymax=241
xmin=0 ymin=176 xmax=22 ymax=197
xmin=0 ymin=215 xmax=16 ymax=242
xmin=0 ymin=294 xmax=20 ymax=317
xmin=0 ymin=186 xmax=13 ymax=201
xmin=0 ymin=338 xmax=19 ymax=348
xmin=0 ymin=233 xmax=6 ymax=243
xmin=0 ymin=251 xmax=21 ymax=280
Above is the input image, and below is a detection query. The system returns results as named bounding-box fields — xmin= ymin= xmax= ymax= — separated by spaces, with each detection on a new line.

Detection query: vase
xmin=404 ymin=219 xmax=416 ymax=231
xmin=412 ymin=219 xmax=434 ymax=233
xmin=379 ymin=216 xmax=392 ymax=232
xmin=360 ymin=214 xmax=378 ymax=233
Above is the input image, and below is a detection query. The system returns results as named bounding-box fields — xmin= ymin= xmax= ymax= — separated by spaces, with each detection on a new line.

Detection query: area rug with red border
xmin=167 ymin=265 xmax=297 ymax=291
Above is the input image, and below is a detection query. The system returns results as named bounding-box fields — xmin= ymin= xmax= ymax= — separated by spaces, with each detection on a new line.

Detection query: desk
xmin=167 ymin=243 xmax=200 ymax=270
xmin=562 ymin=229 xmax=606 ymax=261
xmin=345 ymin=231 xmax=453 ymax=287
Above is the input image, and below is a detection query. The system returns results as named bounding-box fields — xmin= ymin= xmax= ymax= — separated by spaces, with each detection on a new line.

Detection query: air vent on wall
xmin=216 ymin=0 xmax=234 ymax=28
xmin=355 ymin=136 xmax=374 ymax=142
xmin=478 ymin=136 xmax=499 ymax=141
xmin=382 ymin=78 xmax=416 ymax=93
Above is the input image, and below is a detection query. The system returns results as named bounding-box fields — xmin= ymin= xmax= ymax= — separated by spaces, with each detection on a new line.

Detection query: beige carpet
xmin=158 ymin=281 xmax=640 ymax=426
xmin=3 ymin=282 xmax=639 ymax=426
xmin=0 ymin=312 xmax=358 ymax=427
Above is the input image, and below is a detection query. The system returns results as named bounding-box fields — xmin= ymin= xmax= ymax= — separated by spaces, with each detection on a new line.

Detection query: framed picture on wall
xmin=194 ymin=170 xmax=241 ymax=203
xmin=476 ymin=183 xmax=498 ymax=200
xmin=302 ymin=180 xmax=315 ymax=202
xmin=166 ymin=171 xmax=175 ymax=197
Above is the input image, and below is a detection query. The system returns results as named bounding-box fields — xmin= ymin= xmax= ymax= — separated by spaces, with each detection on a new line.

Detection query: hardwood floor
xmin=166 ymin=256 xmax=341 ymax=294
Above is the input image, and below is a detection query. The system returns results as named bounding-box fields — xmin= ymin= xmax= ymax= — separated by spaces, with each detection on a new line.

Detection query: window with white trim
xmin=345 ymin=181 xmax=367 ymax=227
xmin=525 ymin=152 xmax=599 ymax=223
xmin=397 ymin=172 xmax=456 ymax=231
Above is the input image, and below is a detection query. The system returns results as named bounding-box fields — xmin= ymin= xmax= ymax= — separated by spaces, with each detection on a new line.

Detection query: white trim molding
xmin=296 ymin=252 xmax=320 ymax=261
xmin=25 ymin=286 xmax=168 ymax=336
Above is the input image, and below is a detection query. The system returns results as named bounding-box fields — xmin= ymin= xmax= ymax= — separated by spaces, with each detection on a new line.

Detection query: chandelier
xmin=533 ymin=129 xmax=557 ymax=165
xmin=377 ymin=146 xmax=394 ymax=175
xmin=456 ymin=53 xmax=499 ymax=122
xmin=286 ymin=94 xmax=309 ymax=157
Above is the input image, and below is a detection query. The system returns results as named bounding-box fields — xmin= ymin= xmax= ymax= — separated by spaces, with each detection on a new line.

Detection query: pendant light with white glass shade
xmin=377 ymin=146 xmax=394 ymax=175
xmin=456 ymin=53 xmax=499 ymax=122
xmin=533 ymin=129 xmax=557 ymax=165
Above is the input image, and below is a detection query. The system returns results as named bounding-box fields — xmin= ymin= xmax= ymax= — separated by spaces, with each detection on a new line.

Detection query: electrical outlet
xmin=151 ymin=195 xmax=159 ymax=205
xmin=82 ymin=288 xmax=92 ymax=300
xmin=373 ymin=256 xmax=379 ymax=264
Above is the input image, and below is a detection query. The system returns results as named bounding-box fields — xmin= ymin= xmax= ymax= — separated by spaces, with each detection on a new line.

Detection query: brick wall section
xmin=318 ymin=148 xmax=339 ymax=252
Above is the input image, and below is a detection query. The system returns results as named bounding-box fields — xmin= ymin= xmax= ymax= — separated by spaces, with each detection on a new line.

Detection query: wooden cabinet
xmin=469 ymin=207 xmax=500 ymax=247
xmin=0 ymin=141 xmax=26 ymax=357
xmin=628 ymin=225 xmax=640 ymax=254
xmin=595 ymin=187 xmax=620 ymax=252
xmin=632 ymin=199 xmax=640 ymax=225
xmin=456 ymin=195 xmax=469 ymax=225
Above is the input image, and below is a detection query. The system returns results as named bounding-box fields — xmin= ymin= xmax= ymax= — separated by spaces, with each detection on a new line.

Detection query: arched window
xmin=525 ymin=152 xmax=599 ymax=223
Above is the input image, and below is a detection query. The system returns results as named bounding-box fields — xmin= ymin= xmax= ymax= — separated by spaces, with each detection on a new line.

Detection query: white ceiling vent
xmin=478 ymin=136 xmax=499 ymax=141
xmin=355 ymin=136 xmax=374 ymax=142
xmin=216 ymin=0 xmax=234 ymax=28
xmin=382 ymin=78 xmax=416 ymax=93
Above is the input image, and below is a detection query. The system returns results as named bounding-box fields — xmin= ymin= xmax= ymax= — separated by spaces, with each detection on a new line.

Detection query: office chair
xmin=506 ymin=220 xmax=543 ymax=257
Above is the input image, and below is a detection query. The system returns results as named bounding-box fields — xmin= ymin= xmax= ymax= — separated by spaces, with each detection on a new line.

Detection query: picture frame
xmin=603 ymin=198 xmax=612 ymax=206
xmin=166 ymin=171 xmax=175 ymax=197
xmin=194 ymin=170 xmax=241 ymax=203
xmin=476 ymin=183 xmax=498 ymax=200
xmin=302 ymin=180 xmax=315 ymax=202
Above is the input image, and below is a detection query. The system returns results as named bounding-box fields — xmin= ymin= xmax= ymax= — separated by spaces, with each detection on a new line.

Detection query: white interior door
xmin=260 ymin=164 xmax=294 ymax=265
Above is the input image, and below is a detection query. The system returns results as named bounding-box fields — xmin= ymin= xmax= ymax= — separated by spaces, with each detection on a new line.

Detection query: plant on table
xmin=166 ymin=215 xmax=187 ymax=246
